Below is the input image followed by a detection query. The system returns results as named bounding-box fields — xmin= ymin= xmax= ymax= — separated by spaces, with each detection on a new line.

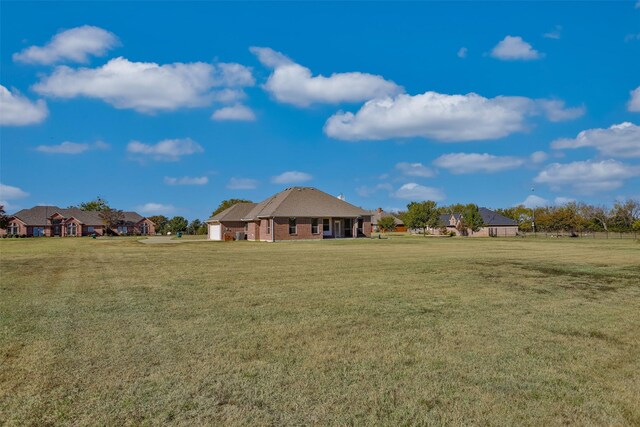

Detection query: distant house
xmin=206 ymin=187 xmax=372 ymax=241
xmin=370 ymin=208 xmax=406 ymax=233
xmin=0 ymin=206 xmax=155 ymax=237
xmin=429 ymin=208 xmax=518 ymax=237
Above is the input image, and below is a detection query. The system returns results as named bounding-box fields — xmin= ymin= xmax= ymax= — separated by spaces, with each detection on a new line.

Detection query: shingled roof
xmin=478 ymin=208 xmax=518 ymax=226
xmin=370 ymin=209 xmax=404 ymax=226
xmin=206 ymin=202 xmax=257 ymax=223
xmin=438 ymin=208 xmax=517 ymax=227
xmin=242 ymin=187 xmax=370 ymax=220
xmin=10 ymin=206 xmax=152 ymax=226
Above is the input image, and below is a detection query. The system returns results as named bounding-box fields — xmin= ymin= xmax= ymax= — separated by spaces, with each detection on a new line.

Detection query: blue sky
xmin=1 ymin=1 xmax=639 ymax=220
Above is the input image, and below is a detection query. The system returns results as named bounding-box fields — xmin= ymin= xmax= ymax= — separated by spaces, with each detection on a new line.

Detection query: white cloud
xmin=530 ymin=151 xmax=548 ymax=163
xmin=393 ymin=183 xmax=445 ymax=201
xmin=628 ymin=87 xmax=640 ymax=112
xmin=0 ymin=85 xmax=48 ymax=126
xmin=271 ymin=171 xmax=313 ymax=184
xmin=636 ymin=1 xmax=640 ymax=8
xmin=324 ymin=91 xmax=583 ymax=142
xmin=551 ymin=122 xmax=640 ymax=158
xmin=164 ymin=176 xmax=208 ymax=185
xmin=457 ymin=47 xmax=468 ymax=58
xmin=136 ymin=202 xmax=175 ymax=215
xmin=211 ymin=104 xmax=256 ymax=121
xmin=0 ymin=183 xmax=29 ymax=201
xmin=325 ymin=92 xmax=531 ymax=142
xmin=395 ymin=162 xmax=435 ymax=177
xmin=534 ymin=160 xmax=640 ymax=194
xmin=126 ymin=138 xmax=203 ymax=162
xmin=227 ymin=177 xmax=258 ymax=190
xmin=491 ymin=36 xmax=543 ymax=61
xmin=33 ymin=57 xmax=254 ymax=113
xmin=250 ymin=46 xmax=401 ymax=107
xmin=35 ymin=140 xmax=109 ymax=154
xmin=13 ymin=25 xmax=118 ymax=65
xmin=520 ymin=195 xmax=549 ymax=208
xmin=433 ymin=153 xmax=524 ymax=174
xmin=543 ymin=25 xmax=562 ymax=40
xmin=537 ymin=99 xmax=585 ymax=122
xmin=554 ymin=197 xmax=576 ymax=205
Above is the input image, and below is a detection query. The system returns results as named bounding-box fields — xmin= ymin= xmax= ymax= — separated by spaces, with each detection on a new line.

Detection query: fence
xmin=519 ymin=231 xmax=638 ymax=239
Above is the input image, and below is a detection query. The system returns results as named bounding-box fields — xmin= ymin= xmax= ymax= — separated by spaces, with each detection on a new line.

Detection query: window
xmin=117 ymin=226 xmax=128 ymax=235
xmin=66 ymin=222 xmax=77 ymax=236
xmin=140 ymin=223 xmax=149 ymax=235
xmin=87 ymin=226 xmax=95 ymax=233
xmin=8 ymin=223 xmax=19 ymax=235
xmin=289 ymin=218 xmax=297 ymax=235
xmin=323 ymin=218 xmax=330 ymax=232
xmin=312 ymin=218 xmax=319 ymax=234
xmin=33 ymin=227 xmax=45 ymax=237
xmin=267 ymin=220 xmax=271 ymax=235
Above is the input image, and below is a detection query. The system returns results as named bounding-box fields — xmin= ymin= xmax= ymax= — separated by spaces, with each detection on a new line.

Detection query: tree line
xmin=378 ymin=199 xmax=640 ymax=235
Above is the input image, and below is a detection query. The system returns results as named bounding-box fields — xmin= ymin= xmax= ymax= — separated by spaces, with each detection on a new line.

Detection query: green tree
xmin=496 ymin=205 xmax=533 ymax=232
xmin=459 ymin=204 xmax=484 ymax=235
xmin=99 ymin=207 xmax=124 ymax=235
xmin=148 ymin=215 xmax=168 ymax=235
xmin=188 ymin=219 xmax=202 ymax=235
xmin=404 ymin=201 xmax=439 ymax=236
xmin=377 ymin=216 xmax=397 ymax=233
xmin=70 ymin=197 xmax=110 ymax=211
xmin=211 ymin=199 xmax=252 ymax=217
xmin=167 ymin=216 xmax=188 ymax=234
xmin=0 ymin=205 xmax=9 ymax=230
xmin=610 ymin=199 xmax=639 ymax=232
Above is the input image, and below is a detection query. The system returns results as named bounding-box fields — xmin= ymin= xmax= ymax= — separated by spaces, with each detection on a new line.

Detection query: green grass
xmin=1 ymin=237 xmax=639 ymax=425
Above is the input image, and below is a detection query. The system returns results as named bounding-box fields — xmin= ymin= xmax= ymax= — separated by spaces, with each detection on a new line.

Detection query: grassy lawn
xmin=1 ymin=237 xmax=639 ymax=425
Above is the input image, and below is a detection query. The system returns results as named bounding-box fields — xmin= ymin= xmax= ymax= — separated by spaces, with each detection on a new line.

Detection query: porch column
xmin=353 ymin=218 xmax=357 ymax=238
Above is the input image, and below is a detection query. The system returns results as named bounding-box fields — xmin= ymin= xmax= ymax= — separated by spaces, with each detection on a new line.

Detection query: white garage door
xmin=210 ymin=224 xmax=222 ymax=240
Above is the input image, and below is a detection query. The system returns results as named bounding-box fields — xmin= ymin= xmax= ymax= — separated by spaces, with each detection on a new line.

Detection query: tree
xmin=99 ymin=207 xmax=124 ymax=234
xmin=459 ymin=204 xmax=484 ymax=235
xmin=148 ymin=215 xmax=168 ymax=235
xmin=610 ymin=199 xmax=639 ymax=232
xmin=404 ymin=201 xmax=439 ymax=236
xmin=496 ymin=205 xmax=533 ymax=232
xmin=70 ymin=197 xmax=110 ymax=212
xmin=0 ymin=205 xmax=9 ymax=230
xmin=377 ymin=216 xmax=397 ymax=233
xmin=188 ymin=219 xmax=202 ymax=235
xmin=167 ymin=216 xmax=188 ymax=234
xmin=580 ymin=204 xmax=610 ymax=234
xmin=211 ymin=199 xmax=252 ymax=217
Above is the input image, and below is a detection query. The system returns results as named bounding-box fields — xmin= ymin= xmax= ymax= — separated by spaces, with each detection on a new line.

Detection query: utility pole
xmin=531 ymin=187 xmax=536 ymax=237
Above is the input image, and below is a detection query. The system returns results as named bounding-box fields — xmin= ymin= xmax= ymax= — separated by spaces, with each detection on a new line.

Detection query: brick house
xmin=370 ymin=208 xmax=407 ymax=232
xmin=0 ymin=206 xmax=155 ymax=237
xmin=428 ymin=208 xmax=519 ymax=237
xmin=206 ymin=187 xmax=372 ymax=242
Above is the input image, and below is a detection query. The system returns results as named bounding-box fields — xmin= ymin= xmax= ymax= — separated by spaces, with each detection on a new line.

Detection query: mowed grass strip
xmin=1 ymin=237 xmax=639 ymax=425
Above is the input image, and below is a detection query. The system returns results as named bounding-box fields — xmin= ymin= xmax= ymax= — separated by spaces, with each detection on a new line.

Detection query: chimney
xmin=377 ymin=207 xmax=383 ymax=213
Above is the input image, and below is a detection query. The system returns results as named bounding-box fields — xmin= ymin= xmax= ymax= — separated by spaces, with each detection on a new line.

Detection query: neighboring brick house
xmin=206 ymin=187 xmax=372 ymax=242
xmin=370 ymin=208 xmax=407 ymax=232
xmin=0 ymin=206 xmax=155 ymax=237
xmin=428 ymin=208 xmax=519 ymax=237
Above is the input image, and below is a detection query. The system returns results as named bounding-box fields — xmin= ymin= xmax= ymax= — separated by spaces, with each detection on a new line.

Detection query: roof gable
xmin=244 ymin=187 xmax=370 ymax=219
xmin=207 ymin=202 xmax=257 ymax=222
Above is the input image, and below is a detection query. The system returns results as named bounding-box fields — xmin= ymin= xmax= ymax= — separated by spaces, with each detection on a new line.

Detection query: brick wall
xmin=221 ymin=221 xmax=247 ymax=240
